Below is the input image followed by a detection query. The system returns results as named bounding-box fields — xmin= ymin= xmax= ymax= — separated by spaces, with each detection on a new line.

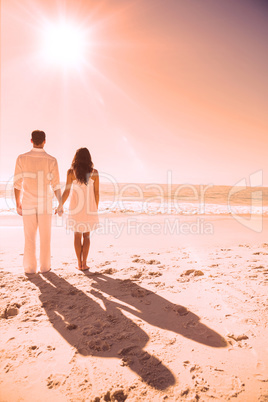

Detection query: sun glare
xmin=42 ymin=21 xmax=87 ymax=68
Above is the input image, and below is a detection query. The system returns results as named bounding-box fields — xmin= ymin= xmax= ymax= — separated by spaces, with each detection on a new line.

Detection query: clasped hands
xmin=55 ymin=204 xmax=64 ymax=216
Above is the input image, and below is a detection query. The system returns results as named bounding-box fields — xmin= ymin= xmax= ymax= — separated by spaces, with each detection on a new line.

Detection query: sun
xmin=41 ymin=20 xmax=87 ymax=68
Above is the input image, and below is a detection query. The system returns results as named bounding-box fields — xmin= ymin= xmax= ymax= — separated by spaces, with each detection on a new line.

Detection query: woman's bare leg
xmin=82 ymin=232 xmax=90 ymax=270
xmin=74 ymin=232 xmax=82 ymax=269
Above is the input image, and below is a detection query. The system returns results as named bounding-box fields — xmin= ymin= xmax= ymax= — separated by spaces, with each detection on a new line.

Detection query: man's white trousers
xmin=22 ymin=209 xmax=52 ymax=273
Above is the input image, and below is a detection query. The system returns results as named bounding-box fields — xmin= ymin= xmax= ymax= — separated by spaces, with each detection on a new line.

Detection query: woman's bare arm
xmin=93 ymin=169 xmax=99 ymax=208
xmin=62 ymin=169 xmax=74 ymax=206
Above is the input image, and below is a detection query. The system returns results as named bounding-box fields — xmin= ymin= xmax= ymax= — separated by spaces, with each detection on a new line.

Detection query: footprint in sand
xmin=4 ymin=363 xmax=13 ymax=373
xmin=227 ymin=333 xmax=249 ymax=342
xmin=46 ymin=374 xmax=63 ymax=389
xmin=1 ymin=303 xmax=21 ymax=319
xmin=132 ymin=258 xmax=146 ymax=263
xmin=131 ymin=271 xmax=144 ymax=280
xmin=131 ymin=288 xmax=150 ymax=298
xmin=98 ymin=261 xmax=114 ymax=268
xmin=132 ymin=258 xmax=161 ymax=265
xmin=94 ymin=389 xmax=128 ymax=402
xmin=148 ymin=271 xmax=162 ymax=277
xmin=87 ymin=339 xmax=111 ymax=352
xmin=180 ymin=270 xmax=204 ymax=277
xmin=66 ymin=323 xmax=78 ymax=330
xmin=258 ymin=395 xmax=268 ymax=402
xmin=101 ymin=268 xmax=117 ymax=275
xmin=146 ymin=259 xmax=161 ymax=265
xmin=172 ymin=306 xmax=189 ymax=316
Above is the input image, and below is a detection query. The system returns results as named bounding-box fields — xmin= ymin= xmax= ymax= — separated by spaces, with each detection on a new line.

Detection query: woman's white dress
xmin=67 ymin=178 xmax=99 ymax=233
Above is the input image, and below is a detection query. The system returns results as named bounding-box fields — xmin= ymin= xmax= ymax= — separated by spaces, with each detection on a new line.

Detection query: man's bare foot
xmin=81 ymin=264 xmax=89 ymax=271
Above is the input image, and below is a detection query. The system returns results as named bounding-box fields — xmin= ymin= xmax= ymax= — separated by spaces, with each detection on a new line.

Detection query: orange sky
xmin=1 ymin=0 xmax=268 ymax=185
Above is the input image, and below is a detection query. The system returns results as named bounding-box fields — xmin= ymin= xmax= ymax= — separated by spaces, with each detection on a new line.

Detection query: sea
xmin=1 ymin=182 xmax=268 ymax=217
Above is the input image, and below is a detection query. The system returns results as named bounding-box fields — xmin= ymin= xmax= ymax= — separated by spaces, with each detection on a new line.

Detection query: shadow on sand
xmin=28 ymin=271 xmax=227 ymax=390
xmin=89 ymin=273 xmax=228 ymax=348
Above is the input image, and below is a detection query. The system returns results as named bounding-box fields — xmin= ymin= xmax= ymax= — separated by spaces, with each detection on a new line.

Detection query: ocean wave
xmin=0 ymin=197 xmax=266 ymax=216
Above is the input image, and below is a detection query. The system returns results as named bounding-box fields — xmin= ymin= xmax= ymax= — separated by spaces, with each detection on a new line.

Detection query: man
xmin=14 ymin=130 xmax=63 ymax=274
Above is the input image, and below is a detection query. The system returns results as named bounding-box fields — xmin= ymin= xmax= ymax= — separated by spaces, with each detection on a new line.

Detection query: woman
xmin=60 ymin=148 xmax=99 ymax=270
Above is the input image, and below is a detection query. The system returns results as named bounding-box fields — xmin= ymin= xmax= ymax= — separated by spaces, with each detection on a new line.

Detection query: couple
xmin=13 ymin=130 xmax=99 ymax=274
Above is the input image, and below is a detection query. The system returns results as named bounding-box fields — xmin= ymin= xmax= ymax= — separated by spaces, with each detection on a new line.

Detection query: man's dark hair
xmin=31 ymin=130 xmax=46 ymax=146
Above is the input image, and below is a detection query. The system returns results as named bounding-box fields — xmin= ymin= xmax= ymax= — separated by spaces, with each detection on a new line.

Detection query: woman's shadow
xmin=87 ymin=273 xmax=228 ymax=349
xmin=28 ymin=272 xmax=176 ymax=390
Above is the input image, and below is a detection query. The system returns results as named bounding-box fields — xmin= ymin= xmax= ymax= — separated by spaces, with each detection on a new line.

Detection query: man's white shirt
xmin=14 ymin=148 xmax=60 ymax=211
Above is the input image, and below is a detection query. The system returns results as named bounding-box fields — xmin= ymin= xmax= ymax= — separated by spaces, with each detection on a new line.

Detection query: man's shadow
xmin=28 ymin=272 xmax=176 ymax=390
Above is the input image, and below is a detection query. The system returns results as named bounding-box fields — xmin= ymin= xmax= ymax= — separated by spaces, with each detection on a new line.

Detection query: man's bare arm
xmin=14 ymin=188 xmax=22 ymax=216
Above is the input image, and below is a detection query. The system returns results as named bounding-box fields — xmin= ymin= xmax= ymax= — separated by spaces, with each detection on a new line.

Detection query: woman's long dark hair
xmin=71 ymin=148 xmax=93 ymax=185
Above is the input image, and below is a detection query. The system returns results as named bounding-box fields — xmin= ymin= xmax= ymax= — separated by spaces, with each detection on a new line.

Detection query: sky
xmin=1 ymin=0 xmax=268 ymax=185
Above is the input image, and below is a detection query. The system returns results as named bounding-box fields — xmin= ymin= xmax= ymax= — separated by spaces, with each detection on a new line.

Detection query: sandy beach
xmin=0 ymin=214 xmax=268 ymax=401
